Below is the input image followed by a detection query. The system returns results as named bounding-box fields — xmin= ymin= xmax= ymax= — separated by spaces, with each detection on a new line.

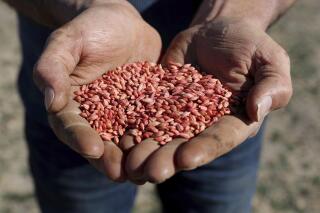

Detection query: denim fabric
xmin=157 ymin=129 xmax=263 ymax=213
xmin=17 ymin=1 xmax=263 ymax=212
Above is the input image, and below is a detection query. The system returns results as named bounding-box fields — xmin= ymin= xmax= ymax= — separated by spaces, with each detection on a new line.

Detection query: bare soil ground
xmin=0 ymin=1 xmax=319 ymax=212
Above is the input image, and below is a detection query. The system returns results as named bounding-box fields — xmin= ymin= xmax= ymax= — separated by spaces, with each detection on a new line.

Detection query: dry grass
xmin=0 ymin=1 xmax=319 ymax=212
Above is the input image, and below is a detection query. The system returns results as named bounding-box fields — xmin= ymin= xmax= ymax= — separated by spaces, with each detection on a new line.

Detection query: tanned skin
xmin=5 ymin=0 xmax=295 ymax=183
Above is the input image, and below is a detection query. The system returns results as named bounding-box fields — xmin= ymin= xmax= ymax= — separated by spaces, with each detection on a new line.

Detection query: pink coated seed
xmin=74 ymin=61 xmax=232 ymax=145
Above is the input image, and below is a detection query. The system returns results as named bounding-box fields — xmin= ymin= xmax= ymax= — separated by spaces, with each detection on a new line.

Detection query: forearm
xmin=3 ymin=0 xmax=136 ymax=28
xmin=192 ymin=0 xmax=297 ymax=30
xmin=3 ymin=0 xmax=88 ymax=27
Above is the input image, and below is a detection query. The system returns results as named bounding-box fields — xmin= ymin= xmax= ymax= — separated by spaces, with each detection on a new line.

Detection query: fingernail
xmin=257 ymin=96 xmax=272 ymax=121
xmin=44 ymin=87 xmax=54 ymax=110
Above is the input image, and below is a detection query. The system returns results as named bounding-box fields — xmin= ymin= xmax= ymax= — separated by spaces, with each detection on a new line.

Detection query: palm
xmin=123 ymin=19 xmax=291 ymax=184
xmin=59 ymin=6 xmax=161 ymax=85
xmin=38 ymin=5 xmax=161 ymax=181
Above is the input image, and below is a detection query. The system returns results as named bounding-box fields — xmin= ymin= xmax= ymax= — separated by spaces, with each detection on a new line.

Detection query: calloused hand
xmin=33 ymin=2 xmax=161 ymax=181
xmin=122 ymin=18 xmax=292 ymax=184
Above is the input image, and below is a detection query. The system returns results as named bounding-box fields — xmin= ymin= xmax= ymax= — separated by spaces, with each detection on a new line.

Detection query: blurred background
xmin=0 ymin=1 xmax=319 ymax=212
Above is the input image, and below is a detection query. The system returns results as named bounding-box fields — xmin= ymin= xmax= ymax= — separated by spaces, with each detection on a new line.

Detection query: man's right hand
xmin=33 ymin=1 xmax=162 ymax=181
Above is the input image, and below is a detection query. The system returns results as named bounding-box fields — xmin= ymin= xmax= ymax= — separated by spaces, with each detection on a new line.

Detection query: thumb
xmin=33 ymin=27 xmax=81 ymax=113
xmin=161 ymin=28 xmax=197 ymax=66
xmin=246 ymin=41 xmax=293 ymax=122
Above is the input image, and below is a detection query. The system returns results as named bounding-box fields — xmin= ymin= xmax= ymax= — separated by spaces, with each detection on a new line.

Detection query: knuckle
xmin=279 ymin=50 xmax=291 ymax=67
xmin=32 ymin=62 xmax=40 ymax=78
xmin=49 ymin=27 xmax=71 ymax=42
xmin=108 ymin=174 xmax=126 ymax=182
xmin=285 ymin=81 xmax=293 ymax=96
xmin=276 ymin=79 xmax=293 ymax=108
xmin=33 ymin=60 xmax=48 ymax=76
xmin=175 ymin=31 xmax=189 ymax=42
xmin=283 ymin=85 xmax=293 ymax=105
xmin=280 ymin=49 xmax=290 ymax=61
xmin=83 ymin=145 xmax=104 ymax=159
xmin=280 ymin=74 xmax=293 ymax=101
xmin=32 ymin=61 xmax=46 ymax=89
xmin=147 ymin=166 xmax=171 ymax=184
xmin=147 ymin=170 xmax=165 ymax=184
xmin=249 ymin=129 xmax=259 ymax=138
xmin=176 ymin=149 xmax=199 ymax=170
xmin=174 ymin=27 xmax=195 ymax=43
xmin=275 ymin=47 xmax=291 ymax=66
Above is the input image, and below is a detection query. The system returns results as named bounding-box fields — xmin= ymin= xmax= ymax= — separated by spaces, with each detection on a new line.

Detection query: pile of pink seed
xmin=74 ymin=61 xmax=232 ymax=145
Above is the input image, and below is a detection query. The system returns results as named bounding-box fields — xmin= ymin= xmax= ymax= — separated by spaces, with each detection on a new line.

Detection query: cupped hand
xmin=123 ymin=18 xmax=292 ymax=184
xmin=33 ymin=2 xmax=161 ymax=181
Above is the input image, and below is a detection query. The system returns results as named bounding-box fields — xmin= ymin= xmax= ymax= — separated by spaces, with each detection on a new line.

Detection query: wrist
xmin=191 ymin=0 xmax=293 ymax=31
xmin=89 ymin=0 xmax=140 ymax=17
xmin=216 ymin=0 xmax=278 ymax=30
xmin=46 ymin=0 xmax=140 ymax=28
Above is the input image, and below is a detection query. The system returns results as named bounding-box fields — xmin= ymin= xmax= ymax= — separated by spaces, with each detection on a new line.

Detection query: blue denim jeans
xmin=17 ymin=1 xmax=264 ymax=212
